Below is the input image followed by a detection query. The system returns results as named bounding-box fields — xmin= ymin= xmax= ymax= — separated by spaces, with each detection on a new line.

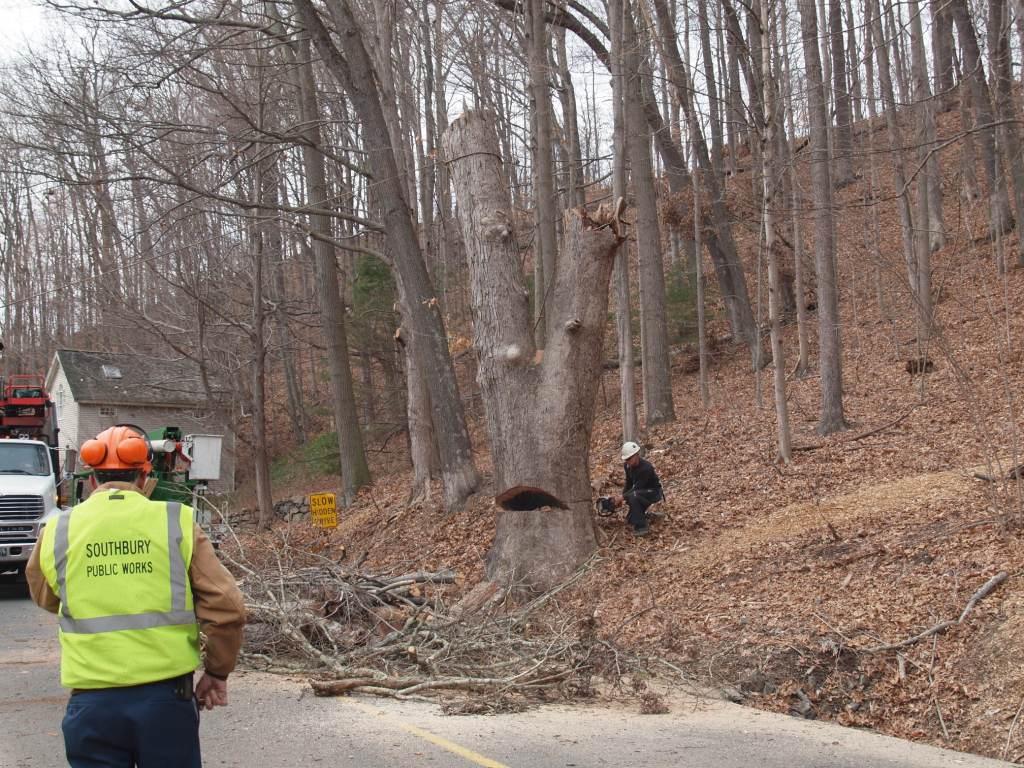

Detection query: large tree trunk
xmin=444 ymin=111 xmax=620 ymax=593
xmin=295 ymin=0 xmax=480 ymax=511
xmin=800 ymin=0 xmax=848 ymax=435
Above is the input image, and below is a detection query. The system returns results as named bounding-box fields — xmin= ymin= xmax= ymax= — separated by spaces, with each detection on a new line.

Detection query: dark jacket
xmin=623 ymin=458 xmax=663 ymax=499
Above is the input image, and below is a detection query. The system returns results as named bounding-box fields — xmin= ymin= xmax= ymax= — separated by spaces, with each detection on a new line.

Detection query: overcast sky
xmin=0 ymin=0 xmax=52 ymax=55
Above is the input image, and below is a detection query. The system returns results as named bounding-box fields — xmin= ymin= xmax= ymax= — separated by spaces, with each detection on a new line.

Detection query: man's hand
xmin=195 ymin=673 xmax=228 ymax=710
xmin=614 ymin=495 xmax=624 ymax=507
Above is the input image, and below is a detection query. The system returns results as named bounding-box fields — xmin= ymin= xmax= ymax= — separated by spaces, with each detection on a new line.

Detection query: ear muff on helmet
xmin=115 ymin=436 xmax=150 ymax=466
xmin=80 ymin=439 xmax=108 ymax=468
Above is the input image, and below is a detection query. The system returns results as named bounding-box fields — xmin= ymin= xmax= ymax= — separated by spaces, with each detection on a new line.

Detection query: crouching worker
xmin=26 ymin=425 xmax=246 ymax=768
xmin=616 ymin=441 xmax=663 ymax=537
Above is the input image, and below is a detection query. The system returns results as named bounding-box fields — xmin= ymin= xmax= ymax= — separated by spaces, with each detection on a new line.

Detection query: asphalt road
xmin=1 ymin=576 xmax=1014 ymax=768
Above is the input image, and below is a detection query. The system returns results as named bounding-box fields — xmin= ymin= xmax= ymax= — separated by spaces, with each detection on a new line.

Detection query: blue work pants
xmin=61 ymin=675 xmax=202 ymax=767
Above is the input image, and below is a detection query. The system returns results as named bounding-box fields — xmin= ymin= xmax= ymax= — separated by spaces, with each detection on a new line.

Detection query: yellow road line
xmin=343 ymin=699 xmax=512 ymax=768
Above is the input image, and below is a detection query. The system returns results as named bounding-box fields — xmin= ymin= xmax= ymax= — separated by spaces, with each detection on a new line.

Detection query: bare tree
xmin=444 ymin=111 xmax=620 ymax=592
xmin=759 ymin=0 xmax=792 ymax=460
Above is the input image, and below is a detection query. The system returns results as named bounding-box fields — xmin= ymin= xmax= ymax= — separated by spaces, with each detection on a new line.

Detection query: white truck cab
xmin=0 ymin=439 xmax=60 ymax=575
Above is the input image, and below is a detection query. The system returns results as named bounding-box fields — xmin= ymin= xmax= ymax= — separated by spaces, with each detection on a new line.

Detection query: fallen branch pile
xmin=232 ymin=549 xmax=629 ymax=703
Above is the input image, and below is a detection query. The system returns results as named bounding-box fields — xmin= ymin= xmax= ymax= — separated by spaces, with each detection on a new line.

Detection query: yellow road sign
xmin=309 ymin=492 xmax=338 ymax=528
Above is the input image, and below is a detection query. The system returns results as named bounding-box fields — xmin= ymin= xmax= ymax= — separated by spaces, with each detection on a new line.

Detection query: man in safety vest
xmin=26 ymin=425 xmax=246 ymax=767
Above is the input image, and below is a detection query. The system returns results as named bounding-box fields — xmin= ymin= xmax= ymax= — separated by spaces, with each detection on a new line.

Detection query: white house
xmin=45 ymin=349 xmax=235 ymax=492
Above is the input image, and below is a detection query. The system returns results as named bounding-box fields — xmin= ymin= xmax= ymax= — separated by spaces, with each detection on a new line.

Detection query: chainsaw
xmin=594 ymin=496 xmax=618 ymax=517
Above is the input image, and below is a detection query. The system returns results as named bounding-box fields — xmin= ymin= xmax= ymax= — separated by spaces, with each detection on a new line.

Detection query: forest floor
xmin=241 ymin=104 xmax=1024 ymax=762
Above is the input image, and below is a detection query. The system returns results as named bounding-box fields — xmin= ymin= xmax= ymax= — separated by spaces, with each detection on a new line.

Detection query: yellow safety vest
xmin=38 ymin=489 xmax=201 ymax=689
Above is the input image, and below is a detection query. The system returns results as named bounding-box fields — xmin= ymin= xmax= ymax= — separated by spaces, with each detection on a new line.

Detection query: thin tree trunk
xmin=760 ymin=0 xmax=792 ymax=461
xmin=250 ymin=182 xmax=274 ymax=529
xmin=527 ymin=0 xmax=559 ymax=347
xmin=296 ymin=37 xmax=371 ymax=504
xmin=908 ymin=0 xmax=945 ymax=254
xmin=800 ymin=0 xmax=848 ymax=434
xmin=780 ymin=0 xmax=811 ymax=375
xmin=830 ymin=0 xmax=855 ymax=184
xmin=948 ymin=0 xmax=1014 ymax=238
xmin=863 ymin=0 xmax=876 ymax=118
xmin=608 ymin=0 xmax=640 ymax=441
xmin=623 ymin=0 xmax=675 ymax=425
xmin=931 ymin=0 xmax=955 ymax=107
xmin=867 ymin=0 xmax=919 ymax=310
xmin=697 ymin=0 xmax=724 ymax=179
xmin=988 ymin=0 xmax=1024 ymax=265
xmin=957 ymin=54 xmax=981 ymax=202
xmin=693 ymin=147 xmax=710 ymax=407
xmin=554 ymin=26 xmax=587 ymax=208
xmin=845 ymin=0 xmax=863 ymax=121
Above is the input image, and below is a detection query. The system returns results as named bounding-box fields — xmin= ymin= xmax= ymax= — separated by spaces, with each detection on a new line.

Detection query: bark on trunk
xmin=608 ymin=0 xmax=640 ymax=441
xmin=760 ymin=0 xmax=793 ymax=461
xmin=800 ymin=0 xmax=848 ymax=435
xmin=988 ymin=0 xmax=1024 ymax=265
xmin=623 ymin=0 xmax=675 ymax=425
xmin=444 ymin=111 xmax=620 ymax=593
xmin=527 ymin=0 xmax=559 ymax=347
xmin=907 ymin=0 xmax=944 ymax=254
xmin=697 ymin=0 xmax=724 ymax=179
xmin=867 ymin=0 xmax=918 ymax=299
xmin=931 ymin=0 xmax=955 ymax=105
xmin=829 ymin=0 xmax=855 ymax=184
xmin=780 ymin=0 xmax=811 ymax=374
xmin=949 ymin=0 xmax=1015 ymax=238
xmin=554 ymin=27 xmax=587 ymax=209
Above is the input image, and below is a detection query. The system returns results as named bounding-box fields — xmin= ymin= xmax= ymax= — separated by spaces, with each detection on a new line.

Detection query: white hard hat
xmin=621 ymin=441 xmax=641 ymax=461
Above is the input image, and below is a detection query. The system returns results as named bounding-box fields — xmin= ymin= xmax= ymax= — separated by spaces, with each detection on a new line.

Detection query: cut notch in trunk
xmin=496 ymin=485 xmax=567 ymax=511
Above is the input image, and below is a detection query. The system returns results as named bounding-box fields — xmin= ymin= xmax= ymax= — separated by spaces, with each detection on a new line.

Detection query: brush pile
xmin=229 ymin=540 xmax=638 ymax=705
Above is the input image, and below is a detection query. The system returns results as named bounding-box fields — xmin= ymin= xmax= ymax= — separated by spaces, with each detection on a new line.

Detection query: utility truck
xmin=0 ymin=375 xmax=61 ymax=576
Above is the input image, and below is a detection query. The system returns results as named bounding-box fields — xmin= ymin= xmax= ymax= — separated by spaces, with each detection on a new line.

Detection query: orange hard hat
xmin=80 ymin=425 xmax=152 ymax=474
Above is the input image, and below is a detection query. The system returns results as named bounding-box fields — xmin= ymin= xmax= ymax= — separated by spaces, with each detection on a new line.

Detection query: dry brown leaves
xmin=240 ymin=104 xmax=1024 ymax=760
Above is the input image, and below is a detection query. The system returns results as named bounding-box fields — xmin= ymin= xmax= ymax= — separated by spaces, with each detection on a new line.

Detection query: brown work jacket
xmin=26 ymin=483 xmax=246 ymax=680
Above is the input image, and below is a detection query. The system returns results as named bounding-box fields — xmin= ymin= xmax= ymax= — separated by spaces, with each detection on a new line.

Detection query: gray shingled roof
xmin=55 ymin=349 xmax=213 ymax=406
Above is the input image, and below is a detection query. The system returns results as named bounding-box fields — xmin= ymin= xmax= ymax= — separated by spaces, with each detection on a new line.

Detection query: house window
xmin=101 ymin=365 xmax=123 ymax=379
xmin=99 ymin=406 xmax=116 ymax=417
xmin=57 ymin=386 xmax=65 ymax=409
